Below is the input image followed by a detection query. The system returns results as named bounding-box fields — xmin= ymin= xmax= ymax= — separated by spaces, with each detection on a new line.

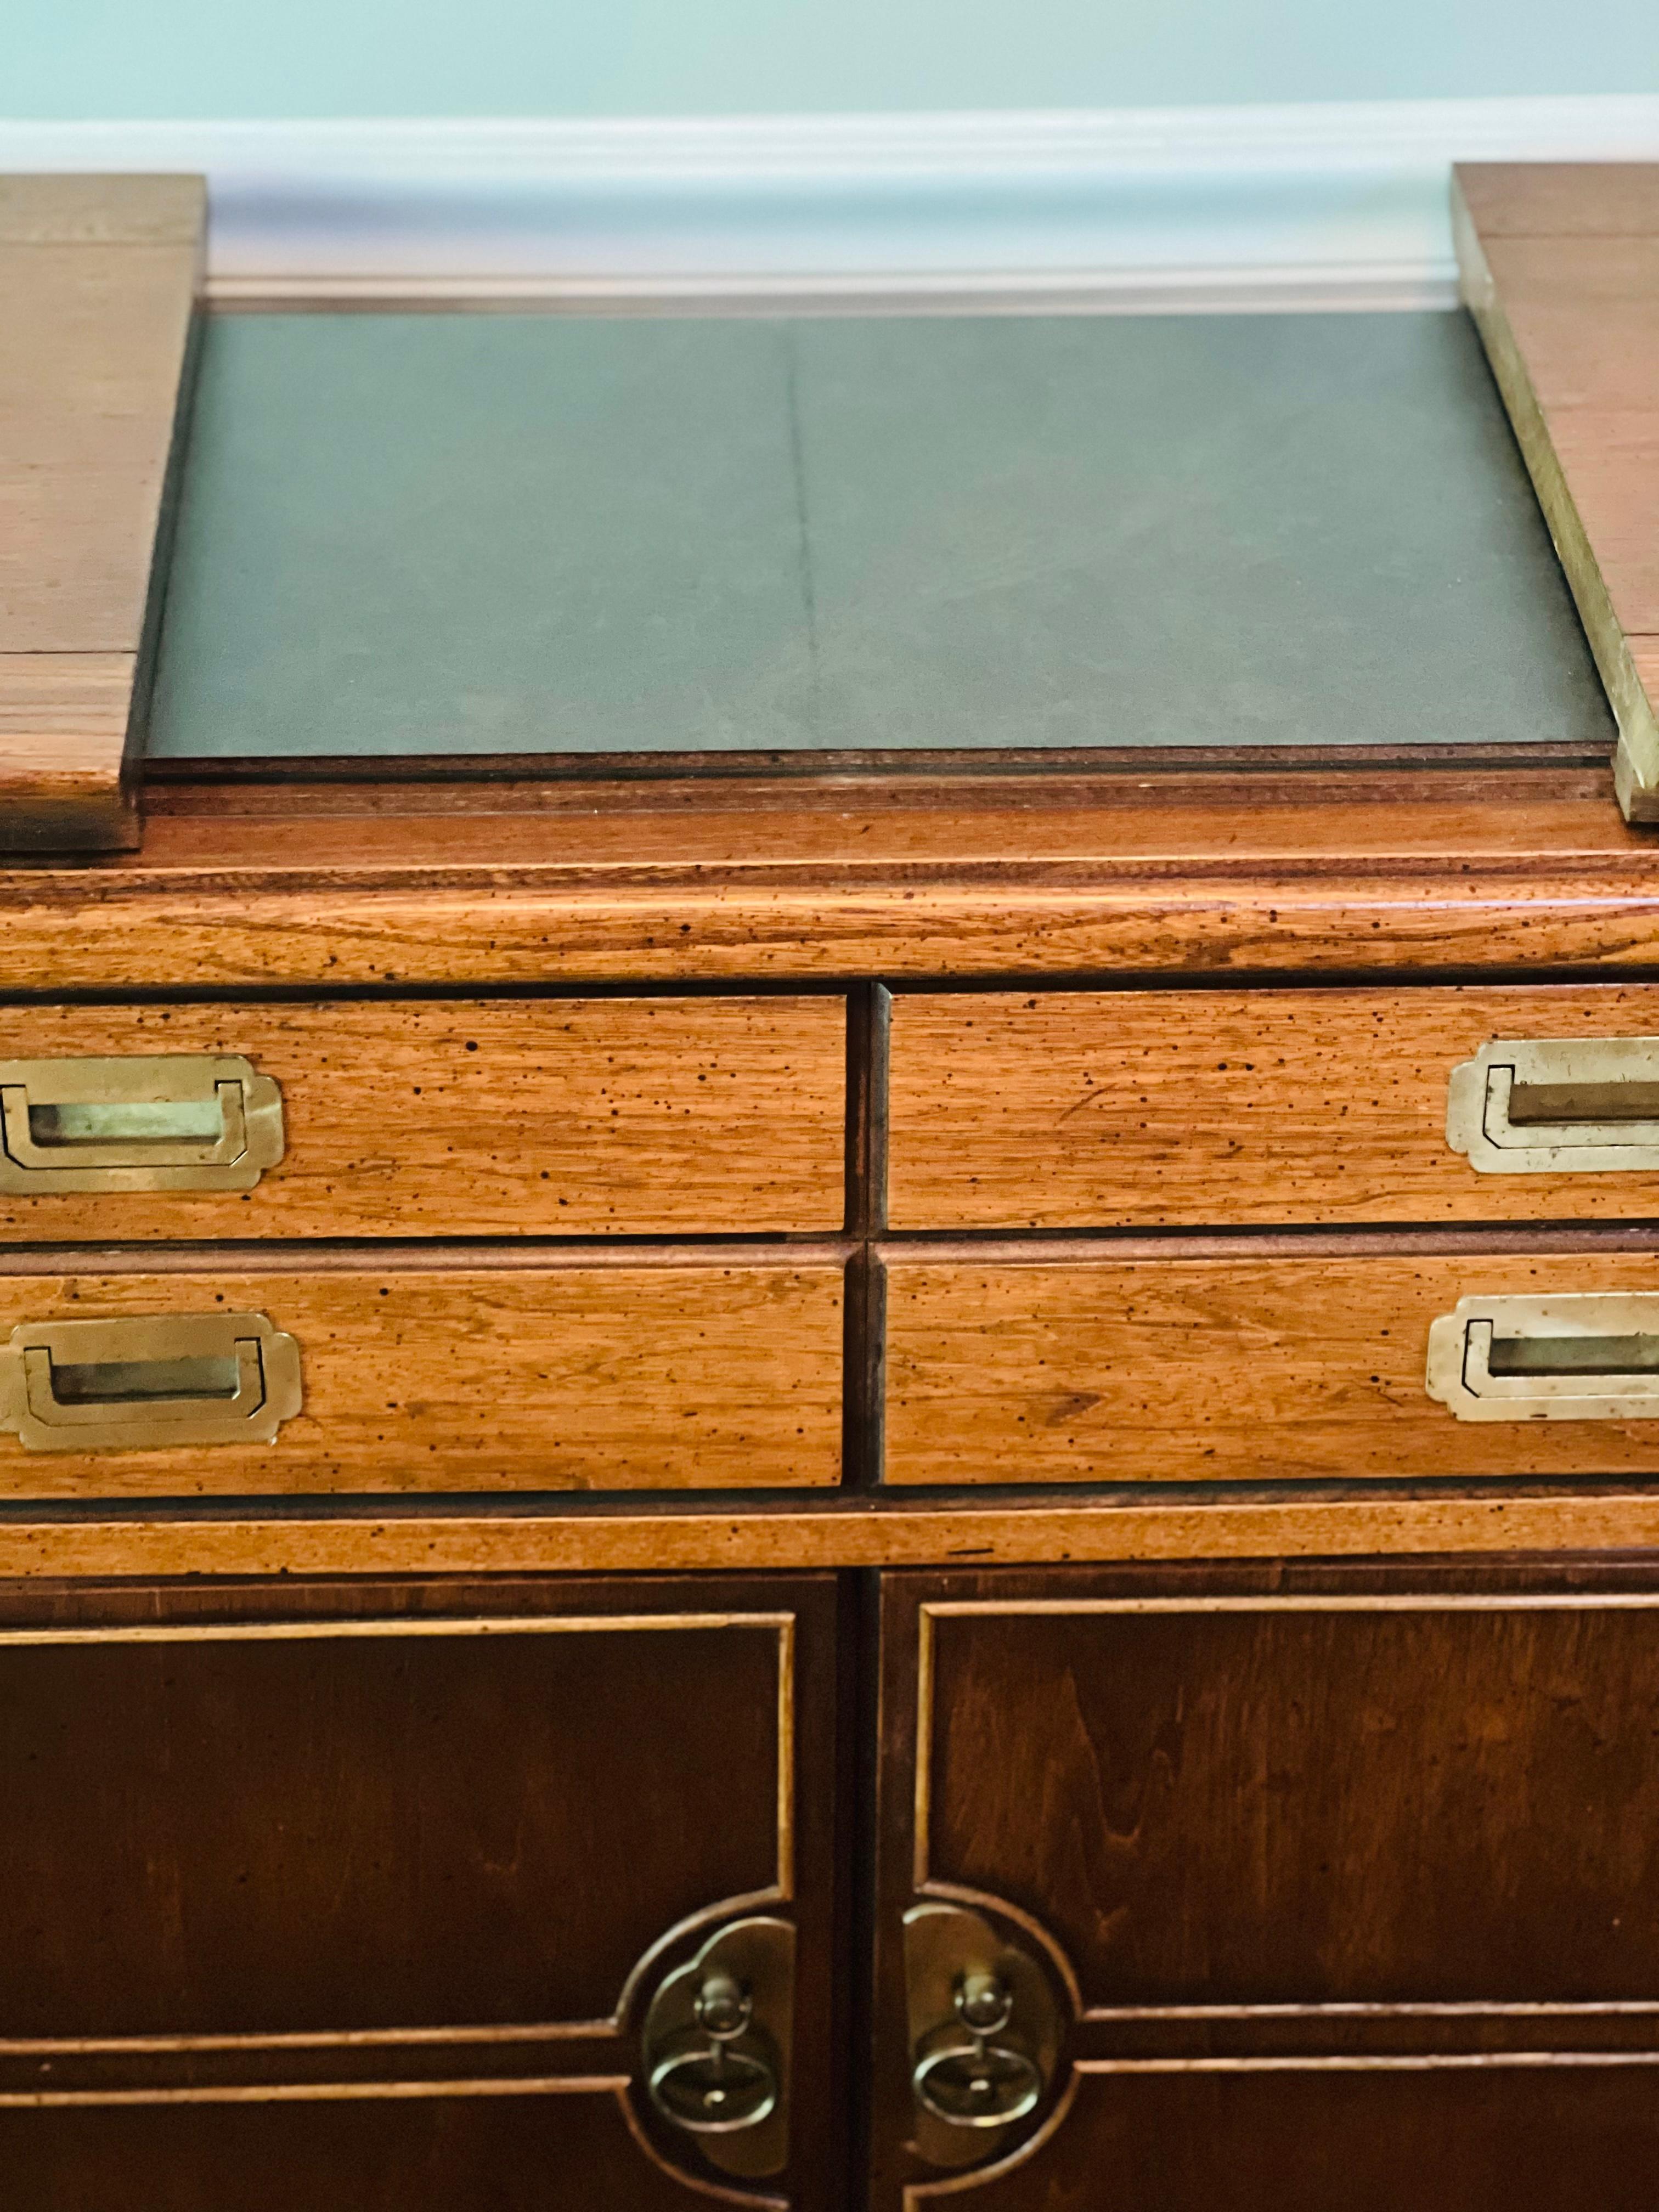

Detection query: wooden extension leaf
xmin=1455 ymin=162 xmax=1659 ymax=823
xmin=0 ymin=174 xmax=203 ymax=853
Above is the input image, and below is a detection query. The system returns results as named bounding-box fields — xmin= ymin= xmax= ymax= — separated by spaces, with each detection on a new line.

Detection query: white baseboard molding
xmin=6 ymin=98 xmax=1659 ymax=311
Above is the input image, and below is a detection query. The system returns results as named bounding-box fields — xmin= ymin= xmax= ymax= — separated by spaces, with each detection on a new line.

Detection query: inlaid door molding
xmin=873 ymin=1558 xmax=1659 ymax=2209
xmin=0 ymin=1573 xmax=844 ymax=2209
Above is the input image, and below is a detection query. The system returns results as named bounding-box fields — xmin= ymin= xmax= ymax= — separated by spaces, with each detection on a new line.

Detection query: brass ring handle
xmin=646 ymin=1971 xmax=780 ymax=2136
xmin=911 ymin=1971 xmax=1045 ymax=2130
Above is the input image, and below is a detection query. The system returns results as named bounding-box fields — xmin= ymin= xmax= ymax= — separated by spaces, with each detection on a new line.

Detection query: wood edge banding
xmin=7 ymin=1490 xmax=1659 ymax=1578
xmin=0 ymin=174 xmax=206 ymax=855
xmin=1451 ymin=169 xmax=1659 ymax=817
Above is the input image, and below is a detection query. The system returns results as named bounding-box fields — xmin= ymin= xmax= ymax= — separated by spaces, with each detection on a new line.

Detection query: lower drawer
xmin=881 ymin=1245 xmax=1659 ymax=1483
xmin=0 ymin=1256 xmax=844 ymax=1495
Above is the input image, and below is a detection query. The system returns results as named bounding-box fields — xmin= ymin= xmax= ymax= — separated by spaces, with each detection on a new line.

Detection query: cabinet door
xmin=870 ymin=1560 xmax=1659 ymax=2211
xmin=0 ymin=1572 xmax=844 ymax=2210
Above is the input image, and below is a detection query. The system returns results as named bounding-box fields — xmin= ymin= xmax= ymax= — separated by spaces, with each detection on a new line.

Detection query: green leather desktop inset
xmin=147 ymin=308 xmax=1612 ymax=759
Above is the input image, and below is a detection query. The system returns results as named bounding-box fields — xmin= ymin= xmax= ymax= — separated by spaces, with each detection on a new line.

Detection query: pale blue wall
xmin=7 ymin=0 xmax=1659 ymax=119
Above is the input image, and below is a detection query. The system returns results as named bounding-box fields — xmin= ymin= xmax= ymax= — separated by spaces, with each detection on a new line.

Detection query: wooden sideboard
xmin=5 ymin=165 xmax=1659 ymax=2209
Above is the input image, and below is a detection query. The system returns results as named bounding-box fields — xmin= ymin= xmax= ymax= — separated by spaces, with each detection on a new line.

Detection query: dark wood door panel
xmin=0 ymin=1618 xmax=781 ymax=2036
xmin=872 ymin=1560 xmax=1659 ymax=2205
xmin=921 ymin=1593 xmax=1659 ymax=2006
xmin=0 ymin=2087 xmax=715 ymax=2212
xmin=957 ymin=2062 xmax=1659 ymax=2212
xmin=0 ymin=1572 xmax=844 ymax=2210
xmin=0 ymin=1574 xmax=827 ymax=2035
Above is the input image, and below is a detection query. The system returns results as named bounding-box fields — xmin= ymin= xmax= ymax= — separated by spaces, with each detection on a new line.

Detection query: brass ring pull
xmin=639 ymin=1915 xmax=793 ymax=2180
xmin=911 ymin=1971 xmax=1044 ymax=2129
xmin=647 ymin=1970 xmax=780 ymax=2135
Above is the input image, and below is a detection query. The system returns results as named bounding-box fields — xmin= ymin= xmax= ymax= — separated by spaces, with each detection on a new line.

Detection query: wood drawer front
xmin=0 ymin=1260 xmax=843 ymax=1495
xmin=882 ymin=1248 xmax=1659 ymax=1483
xmin=0 ymin=996 xmax=847 ymax=1239
xmin=958 ymin=2067 xmax=1659 ymax=2212
xmin=887 ymin=983 xmax=1659 ymax=1227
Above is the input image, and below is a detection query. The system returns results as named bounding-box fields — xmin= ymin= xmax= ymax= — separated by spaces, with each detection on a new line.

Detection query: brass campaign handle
xmin=1447 ymin=1037 xmax=1659 ymax=1173
xmin=0 ymin=1054 xmax=285 ymax=1193
xmin=1427 ymin=1293 xmax=1659 ymax=1422
xmin=0 ymin=1314 xmax=303 ymax=1451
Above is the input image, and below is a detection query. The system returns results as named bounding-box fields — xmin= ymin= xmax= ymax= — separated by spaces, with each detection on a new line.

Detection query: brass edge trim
xmin=0 ymin=2019 xmax=617 ymax=2058
xmin=0 ymin=2075 xmax=629 ymax=2110
xmin=0 ymin=1611 xmax=797 ymax=1646
xmin=1071 ymin=2053 xmax=1659 ymax=2073
xmin=1451 ymin=177 xmax=1659 ymax=815
xmin=1080 ymin=2000 xmax=1659 ymax=2024
xmin=922 ymin=1595 xmax=1659 ymax=1616
xmin=777 ymin=1611 xmax=795 ymax=1901
xmin=913 ymin=1602 xmax=935 ymax=1894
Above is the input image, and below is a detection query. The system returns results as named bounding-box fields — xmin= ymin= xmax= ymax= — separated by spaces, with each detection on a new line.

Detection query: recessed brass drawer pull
xmin=0 ymin=1314 xmax=302 ymax=1450
xmin=1447 ymin=1039 xmax=1659 ymax=1172
xmin=0 ymin=1055 xmax=284 ymax=1193
xmin=1427 ymin=1295 xmax=1659 ymax=1420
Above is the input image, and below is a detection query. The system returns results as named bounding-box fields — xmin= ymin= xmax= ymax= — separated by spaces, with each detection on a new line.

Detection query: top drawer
xmin=887 ymin=984 xmax=1659 ymax=1228
xmin=0 ymin=996 xmax=846 ymax=1239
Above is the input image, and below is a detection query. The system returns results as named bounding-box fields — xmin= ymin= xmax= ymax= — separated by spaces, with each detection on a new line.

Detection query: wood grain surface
xmin=0 ymin=2096 xmax=728 ymax=2212
xmin=953 ymin=2066 xmax=1659 ymax=2212
xmin=921 ymin=1595 xmax=1659 ymax=2004
xmin=0 ymin=996 xmax=847 ymax=1239
xmin=9 ymin=1491 xmax=1659 ymax=1578
xmin=0 ymin=1256 xmax=844 ymax=1496
xmin=0 ymin=1568 xmax=845 ymax=2207
xmin=0 ymin=1617 xmax=788 ymax=2038
xmin=2 ymin=764 xmax=1656 ymax=985
xmin=0 ymin=653 xmax=137 ymax=850
xmin=0 ymin=177 xmax=202 ymax=851
xmin=882 ymin=1245 xmax=1659 ymax=1483
xmin=868 ymin=1556 xmax=1659 ymax=2206
xmin=887 ymin=982 xmax=1659 ymax=1227
xmin=1455 ymin=163 xmax=1659 ymax=819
